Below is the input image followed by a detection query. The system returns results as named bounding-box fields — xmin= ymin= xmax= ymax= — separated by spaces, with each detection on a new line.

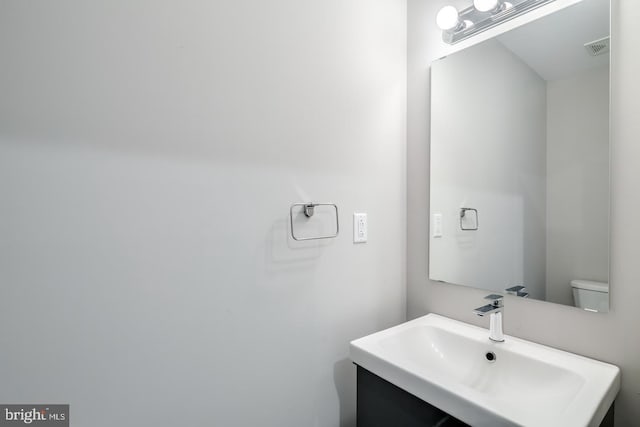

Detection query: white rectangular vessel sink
xmin=350 ymin=314 xmax=620 ymax=427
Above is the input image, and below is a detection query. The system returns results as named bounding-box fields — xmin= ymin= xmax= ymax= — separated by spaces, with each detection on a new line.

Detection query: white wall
xmin=546 ymin=65 xmax=610 ymax=305
xmin=429 ymin=39 xmax=547 ymax=298
xmin=408 ymin=0 xmax=640 ymax=425
xmin=0 ymin=1 xmax=407 ymax=426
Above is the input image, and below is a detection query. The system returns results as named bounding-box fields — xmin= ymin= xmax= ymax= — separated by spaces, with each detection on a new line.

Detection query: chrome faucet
xmin=473 ymin=294 xmax=504 ymax=342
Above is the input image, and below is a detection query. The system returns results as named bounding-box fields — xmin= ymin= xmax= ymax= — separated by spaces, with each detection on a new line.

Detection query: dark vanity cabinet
xmin=356 ymin=366 xmax=468 ymax=427
xmin=356 ymin=366 xmax=615 ymax=427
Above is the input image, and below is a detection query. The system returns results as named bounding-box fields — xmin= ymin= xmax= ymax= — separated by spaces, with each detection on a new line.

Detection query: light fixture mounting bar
xmin=442 ymin=0 xmax=556 ymax=44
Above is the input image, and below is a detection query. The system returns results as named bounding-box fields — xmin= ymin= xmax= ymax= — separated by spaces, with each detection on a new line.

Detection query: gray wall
xmin=546 ymin=65 xmax=610 ymax=305
xmin=0 ymin=1 xmax=407 ymax=426
xmin=408 ymin=0 xmax=640 ymax=425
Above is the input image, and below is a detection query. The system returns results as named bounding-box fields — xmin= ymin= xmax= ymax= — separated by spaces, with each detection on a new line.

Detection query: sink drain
xmin=485 ymin=351 xmax=497 ymax=363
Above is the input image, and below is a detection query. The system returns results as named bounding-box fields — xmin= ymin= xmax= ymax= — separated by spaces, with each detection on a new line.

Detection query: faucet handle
xmin=484 ymin=294 xmax=504 ymax=307
xmin=505 ymin=285 xmax=525 ymax=294
xmin=505 ymin=285 xmax=529 ymax=298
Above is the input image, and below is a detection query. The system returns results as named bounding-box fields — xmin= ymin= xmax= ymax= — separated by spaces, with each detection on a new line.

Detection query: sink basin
xmin=350 ymin=314 xmax=620 ymax=427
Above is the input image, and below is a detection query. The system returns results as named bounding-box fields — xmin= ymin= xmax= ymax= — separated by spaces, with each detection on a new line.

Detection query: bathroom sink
xmin=350 ymin=314 xmax=620 ymax=427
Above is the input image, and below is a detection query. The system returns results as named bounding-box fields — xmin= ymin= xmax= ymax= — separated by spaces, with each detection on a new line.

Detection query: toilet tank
xmin=571 ymin=280 xmax=609 ymax=313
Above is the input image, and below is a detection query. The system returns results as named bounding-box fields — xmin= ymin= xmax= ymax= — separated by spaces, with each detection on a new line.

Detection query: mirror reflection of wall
xmin=429 ymin=0 xmax=610 ymax=312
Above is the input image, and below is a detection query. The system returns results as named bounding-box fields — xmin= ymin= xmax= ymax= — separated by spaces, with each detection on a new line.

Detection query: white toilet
xmin=571 ymin=279 xmax=609 ymax=313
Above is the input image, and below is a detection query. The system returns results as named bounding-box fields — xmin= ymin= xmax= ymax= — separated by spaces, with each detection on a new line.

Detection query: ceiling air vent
xmin=584 ymin=36 xmax=610 ymax=56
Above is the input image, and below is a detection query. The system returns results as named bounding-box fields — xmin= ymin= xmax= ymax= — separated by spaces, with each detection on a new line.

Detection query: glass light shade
xmin=436 ymin=6 xmax=460 ymax=31
xmin=474 ymin=0 xmax=500 ymax=12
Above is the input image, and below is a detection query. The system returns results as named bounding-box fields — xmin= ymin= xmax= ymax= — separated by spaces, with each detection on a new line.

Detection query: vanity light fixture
xmin=436 ymin=0 xmax=555 ymax=44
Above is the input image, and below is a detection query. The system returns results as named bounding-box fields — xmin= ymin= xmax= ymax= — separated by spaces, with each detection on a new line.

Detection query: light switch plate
xmin=433 ymin=213 xmax=443 ymax=238
xmin=353 ymin=213 xmax=367 ymax=243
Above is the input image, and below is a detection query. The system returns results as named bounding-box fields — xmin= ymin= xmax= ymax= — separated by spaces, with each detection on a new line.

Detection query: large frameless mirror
xmin=429 ymin=0 xmax=610 ymax=312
